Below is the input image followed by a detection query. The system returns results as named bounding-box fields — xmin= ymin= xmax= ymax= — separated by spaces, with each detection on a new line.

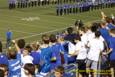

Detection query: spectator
xmin=7 ymin=47 xmax=21 ymax=77
xmin=86 ymin=31 xmax=104 ymax=77
xmin=30 ymin=43 xmax=41 ymax=74
xmin=40 ymin=34 xmax=52 ymax=76
xmin=23 ymin=63 xmax=35 ymax=77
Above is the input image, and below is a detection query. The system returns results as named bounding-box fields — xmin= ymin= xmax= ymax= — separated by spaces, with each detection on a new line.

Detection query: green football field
xmin=0 ymin=0 xmax=115 ymax=44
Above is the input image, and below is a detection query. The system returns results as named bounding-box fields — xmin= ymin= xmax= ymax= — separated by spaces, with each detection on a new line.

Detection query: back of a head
xmin=95 ymin=31 xmax=101 ymax=38
xmin=50 ymin=34 xmax=57 ymax=43
xmin=0 ymin=69 xmax=4 ymax=77
xmin=91 ymin=22 xmax=100 ymax=32
xmin=55 ymin=66 xmax=64 ymax=74
xmin=105 ymin=17 xmax=112 ymax=23
xmin=67 ymin=27 xmax=73 ymax=34
xmin=24 ymin=63 xmax=35 ymax=75
xmin=17 ymin=39 xmax=25 ymax=49
xmin=7 ymin=48 xmax=17 ymax=60
xmin=42 ymin=34 xmax=50 ymax=44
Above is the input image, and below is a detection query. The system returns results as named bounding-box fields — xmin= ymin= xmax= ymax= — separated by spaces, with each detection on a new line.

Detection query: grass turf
xmin=0 ymin=0 xmax=115 ymax=44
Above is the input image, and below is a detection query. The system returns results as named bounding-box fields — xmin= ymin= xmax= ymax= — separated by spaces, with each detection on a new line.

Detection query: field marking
xmin=0 ymin=14 xmax=72 ymax=25
xmin=1 ymin=19 xmax=99 ymax=44
xmin=15 ymin=26 xmax=69 ymax=40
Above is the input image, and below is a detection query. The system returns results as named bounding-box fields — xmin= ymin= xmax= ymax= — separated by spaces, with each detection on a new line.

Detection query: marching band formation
xmin=56 ymin=0 xmax=115 ymax=16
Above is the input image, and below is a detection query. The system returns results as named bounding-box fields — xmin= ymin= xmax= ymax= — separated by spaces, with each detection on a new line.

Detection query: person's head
xmin=50 ymin=34 xmax=57 ymax=43
xmin=105 ymin=17 xmax=113 ymax=23
xmin=0 ymin=64 xmax=8 ymax=77
xmin=7 ymin=47 xmax=17 ymax=60
xmin=31 ymin=43 xmax=40 ymax=51
xmin=23 ymin=49 xmax=29 ymax=56
xmin=67 ymin=27 xmax=73 ymax=34
xmin=95 ymin=31 xmax=101 ymax=38
xmin=74 ymin=35 xmax=81 ymax=43
xmin=24 ymin=63 xmax=35 ymax=76
xmin=54 ymin=66 xmax=64 ymax=77
xmin=91 ymin=23 xmax=100 ymax=32
xmin=0 ymin=69 xmax=4 ymax=77
xmin=42 ymin=34 xmax=50 ymax=44
xmin=0 ymin=41 xmax=2 ymax=53
xmin=25 ymin=44 xmax=32 ymax=53
xmin=17 ymin=39 xmax=25 ymax=49
xmin=79 ymin=27 xmax=87 ymax=35
xmin=109 ymin=28 xmax=115 ymax=37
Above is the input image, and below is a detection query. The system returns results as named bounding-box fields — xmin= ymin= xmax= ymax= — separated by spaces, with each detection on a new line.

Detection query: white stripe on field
xmin=15 ymin=26 xmax=69 ymax=40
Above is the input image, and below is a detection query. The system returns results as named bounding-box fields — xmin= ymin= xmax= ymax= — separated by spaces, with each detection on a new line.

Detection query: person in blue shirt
xmin=103 ymin=28 xmax=115 ymax=77
xmin=6 ymin=29 xmax=12 ymax=48
xmin=50 ymin=34 xmax=62 ymax=70
xmin=40 ymin=34 xmax=52 ymax=74
xmin=30 ymin=43 xmax=41 ymax=73
xmin=105 ymin=17 xmax=115 ymax=29
xmin=99 ymin=20 xmax=111 ymax=44
xmin=7 ymin=47 xmax=21 ymax=77
xmin=0 ymin=41 xmax=8 ymax=66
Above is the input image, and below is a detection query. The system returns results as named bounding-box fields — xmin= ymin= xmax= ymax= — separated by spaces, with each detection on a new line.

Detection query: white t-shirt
xmin=75 ymin=41 xmax=87 ymax=60
xmin=87 ymin=31 xmax=105 ymax=43
xmin=81 ymin=33 xmax=88 ymax=45
xmin=21 ymin=55 xmax=33 ymax=65
xmin=68 ymin=42 xmax=76 ymax=55
xmin=87 ymin=38 xmax=104 ymax=62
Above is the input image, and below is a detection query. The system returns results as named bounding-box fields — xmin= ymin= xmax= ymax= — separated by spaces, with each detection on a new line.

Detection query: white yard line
xmin=15 ymin=26 xmax=69 ymax=40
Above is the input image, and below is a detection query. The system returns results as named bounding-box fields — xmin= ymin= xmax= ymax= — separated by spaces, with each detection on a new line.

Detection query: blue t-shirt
xmin=8 ymin=53 xmax=21 ymax=77
xmin=40 ymin=47 xmax=52 ymax=73
xmin=107 ymin=23 xmax=115 ymax=29
xmin=0 ymin=53 xmax=8 ymax=65
xmin=30 ymin=50 xmax=40 ymax=65
xmin=99 ymin=28 xmax=111 ymax=43
xmin=50 ymin=43 xmax=63 ymax=70
xmin=109 ymin=37 xmax=115 ymax=60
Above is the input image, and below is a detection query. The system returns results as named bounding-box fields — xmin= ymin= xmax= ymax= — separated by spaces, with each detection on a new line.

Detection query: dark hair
xmin=42 ymin=34 xmax=49 ymax=44
xmin=91 ymin=23 xmax=100 ymax=32
xmin=105 ymin=17 xmax=112 ymax=23
xmin=0 ymin=64 xmax=8 ymax=73
xmin=7 ymin=49 xmax=17 ymax=60
xmin=0 ymin=41 xmax=2 ymax=53
xmin=75 ymin=35 xmax=81 ymax=41
xmin=25 ymin=45 xmax=32 ymax=53
xmin=55 ymin=66 xmax=64 ymax=74
xmin=95 ymin=31 xmax=101 ymax=38
xmin=67 ymin=27 xmax=73 ymax=34
xmin=50 ymin=34 xmax=57 ymax=43
xmin=0 ymin=69 xmax=4 ymax=77
xmin=24 ymin=63 xmax=35 ymax=75
xmin=17 ymin=39 xmax=25 ymax=49
xmin=79 ymin=27 xmax=87 ymax=33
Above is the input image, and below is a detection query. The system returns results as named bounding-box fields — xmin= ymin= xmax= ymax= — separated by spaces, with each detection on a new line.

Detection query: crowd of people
xmin=56 ymin=0 xmax=115 ymax=16
xmin=0 ymin=10 xmax=115 ymax=77
xmin=8 ymin=0 xmax=80 ymax=9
